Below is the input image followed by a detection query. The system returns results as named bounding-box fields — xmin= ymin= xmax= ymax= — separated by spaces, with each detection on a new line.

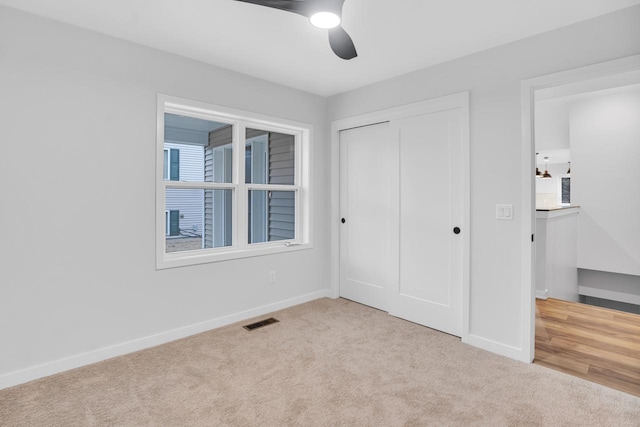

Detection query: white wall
xmin=0 ymin=6 xmax=329 ymax=386
xmin=571 ymin=87 xmax=640 ymax=276
xmin=535 ymin=99 xmax=570 ymax=151
xmin=328 ymin=5 xmax=640 ymax=359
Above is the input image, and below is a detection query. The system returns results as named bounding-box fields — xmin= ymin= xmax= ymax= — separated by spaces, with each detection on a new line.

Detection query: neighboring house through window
xmin=166 ymin=210 xmax=180 ymax=236
xmin=156 ymin=95 xmax=311 ymax=269
xmin=163 ymin=148 xmax=180 ymax=181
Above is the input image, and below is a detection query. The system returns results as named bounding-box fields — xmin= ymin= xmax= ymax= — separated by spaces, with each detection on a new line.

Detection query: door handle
xmin=453 ymin=227 xmax=461 ymax=234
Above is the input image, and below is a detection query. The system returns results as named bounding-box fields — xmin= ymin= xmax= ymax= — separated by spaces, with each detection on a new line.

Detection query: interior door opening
xmin=526 ymin=59 xmax=640 ymax=396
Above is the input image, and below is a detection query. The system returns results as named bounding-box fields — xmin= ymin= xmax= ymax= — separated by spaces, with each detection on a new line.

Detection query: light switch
xmin=496 ymin=204 xmax=513 ymax=220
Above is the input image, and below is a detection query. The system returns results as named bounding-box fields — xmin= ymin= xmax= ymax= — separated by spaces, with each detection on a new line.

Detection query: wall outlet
xmin=269 ymin=271 xmax=277 ymax=284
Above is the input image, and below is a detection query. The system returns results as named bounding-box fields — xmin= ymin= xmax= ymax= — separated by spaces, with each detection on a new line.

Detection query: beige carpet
xmin=1 ymin=298 xmax=639 ymax=426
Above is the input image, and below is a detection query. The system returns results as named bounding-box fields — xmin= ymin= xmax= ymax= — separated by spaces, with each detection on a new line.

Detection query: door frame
xmin=330 ymin=91 xmax=470 ymax=341
xmin=520 ymin=54 xmax=640 ymax=362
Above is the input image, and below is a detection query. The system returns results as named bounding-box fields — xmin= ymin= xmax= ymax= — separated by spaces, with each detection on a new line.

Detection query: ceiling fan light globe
xmin=309 ymin=12 xmax=341 ymax=29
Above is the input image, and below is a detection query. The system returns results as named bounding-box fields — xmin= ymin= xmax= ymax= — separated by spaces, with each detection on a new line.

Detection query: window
xmin=561 ymin=176 xmax=571 ymax=205
xmin=156 ymin=95 xmax=311 ymax=269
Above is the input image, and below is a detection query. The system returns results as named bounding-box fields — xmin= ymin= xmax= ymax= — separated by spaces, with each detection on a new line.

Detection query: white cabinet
xmin=536 ymin=207 xmax=580 ymax=301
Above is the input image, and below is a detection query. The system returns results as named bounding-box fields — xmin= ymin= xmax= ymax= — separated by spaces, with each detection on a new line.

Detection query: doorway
xmin=332 ymin=93 xmax=470 ymax=338
xmin=523 ymin=55 xmax=640 ymax=394
xmin=521 ymin=54 xmax=640 ymax=362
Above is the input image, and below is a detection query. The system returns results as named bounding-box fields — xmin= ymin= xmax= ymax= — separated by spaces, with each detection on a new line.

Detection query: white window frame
xmin=246 ymin=134 xmax=269 ymax=243
xmin=156 ymin=94 xmax=312 ymax=269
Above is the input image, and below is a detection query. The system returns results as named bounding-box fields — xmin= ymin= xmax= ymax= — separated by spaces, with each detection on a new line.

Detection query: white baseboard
xmin=578 ymin=286 xmax=640 ymax=305
xmin=535 ymin=289 xmax=549 ymax=300
xmin=0 ymin=289 xmax=331 ymax=391
xmin=464 ymin=334 xmax=530 ymax=363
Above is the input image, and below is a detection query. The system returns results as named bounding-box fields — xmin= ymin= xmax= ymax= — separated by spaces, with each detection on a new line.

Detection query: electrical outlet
xmin=269 ymin=271 xmax=277 ymax=284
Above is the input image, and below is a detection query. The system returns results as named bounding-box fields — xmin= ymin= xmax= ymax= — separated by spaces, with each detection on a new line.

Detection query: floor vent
xmin=243 ymin=317 xmax=279 ymax=331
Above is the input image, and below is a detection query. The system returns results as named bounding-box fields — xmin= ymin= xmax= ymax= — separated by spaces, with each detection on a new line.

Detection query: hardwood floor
xmin=535 ymin=298 xmax=640 ymax=397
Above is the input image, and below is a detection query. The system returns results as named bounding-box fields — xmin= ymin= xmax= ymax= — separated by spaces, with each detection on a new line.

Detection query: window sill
xmin=156 ymin=242 xmax=312 ymax=270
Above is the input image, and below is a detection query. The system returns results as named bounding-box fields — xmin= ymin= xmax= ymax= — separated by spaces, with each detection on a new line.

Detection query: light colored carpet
xmin=1 ymin=298 xmax=639 ymax=426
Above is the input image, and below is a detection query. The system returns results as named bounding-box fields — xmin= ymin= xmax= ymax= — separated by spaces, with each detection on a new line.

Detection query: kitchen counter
xmin=536 ymin=206 xmax=580 ymax=219
xmin=536 ymin=205 xmax=580 ymax=212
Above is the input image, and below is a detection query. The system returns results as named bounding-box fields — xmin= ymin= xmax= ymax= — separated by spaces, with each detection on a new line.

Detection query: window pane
xmin=248 ymin=190 xmax=295 ymax=243
xmin=562 ymin=177 xmax=571 ymax=204
xmin=164 ymin=113 xmax=233 ymax=183
xmin=165 ymin=188 xmax=232 ymax=253
xmin=246 ymin=128 xmax=295 ymax=185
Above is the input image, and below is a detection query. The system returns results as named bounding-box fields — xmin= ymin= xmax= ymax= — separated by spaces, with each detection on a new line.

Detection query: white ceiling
xmin=2 ymin=0 xmax=639 ymax=96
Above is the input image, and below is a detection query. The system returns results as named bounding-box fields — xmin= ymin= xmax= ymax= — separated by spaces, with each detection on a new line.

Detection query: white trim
xmin=520 ymin=54 xmax=640 ymax=364
xmin=165 ymin=181 xmax=237 ymax=190
xmin=578 ymin=286 xmax=640 ymax=306
xmin=156 ymin=94 xmax=312 ymax=269
xmin=465 ymin=334 xmax=529 ymax=362
xmin=245 ymin=184 xmax=298 ymax=191
xmin=330 ymin=92 xmax=470 ymax=342
xmin=162 ymin=241 xmax=312 ymax=269
xmin=0 ymin=290 xmax=331 ymax=391
xmin=535 ymin=289 xmax=549 ymax=300
xmin=460 ymin=92 xmax=471 ymax=341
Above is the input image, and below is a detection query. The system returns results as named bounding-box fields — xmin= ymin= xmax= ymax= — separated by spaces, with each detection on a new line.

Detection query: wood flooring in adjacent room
xmin=535 ymin=298 xmax=640 ymax=397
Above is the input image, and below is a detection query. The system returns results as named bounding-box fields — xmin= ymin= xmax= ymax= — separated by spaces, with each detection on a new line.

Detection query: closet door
xmin=389 ymin=109 xmax=464 ymax=337
xmin=338 ymin=94 xmax=467 ymax=338
xmin=339 ymin=122 xmax=397 ymax=311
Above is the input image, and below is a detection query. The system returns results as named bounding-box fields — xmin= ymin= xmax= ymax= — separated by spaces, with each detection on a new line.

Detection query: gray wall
xmin=328 ymin=5 xmax=640 ymax=354
xmin=0 ymin=5 xmax=329 ymax=382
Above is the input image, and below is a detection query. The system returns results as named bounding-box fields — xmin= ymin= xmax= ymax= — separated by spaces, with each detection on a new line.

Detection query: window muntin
xmin=157 ymin=96 xmax=310 ymax=269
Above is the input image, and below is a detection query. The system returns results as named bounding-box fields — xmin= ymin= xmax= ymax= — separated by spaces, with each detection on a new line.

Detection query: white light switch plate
xmin=496 ymin=204 xmax=513 ymax=220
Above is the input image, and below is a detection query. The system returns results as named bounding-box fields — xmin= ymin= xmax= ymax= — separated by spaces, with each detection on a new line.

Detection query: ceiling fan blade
xmin=234 ymin=0 xmax=309 ymax=17
xmin=328 ymin=26 xmax=357 ymax=60
xmin=236 ymin=0 xmax=356 ymax=60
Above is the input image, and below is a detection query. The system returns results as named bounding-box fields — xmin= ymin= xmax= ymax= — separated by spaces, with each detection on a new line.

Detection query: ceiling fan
xmin=234 ymin=0 xmax=358 ymax=60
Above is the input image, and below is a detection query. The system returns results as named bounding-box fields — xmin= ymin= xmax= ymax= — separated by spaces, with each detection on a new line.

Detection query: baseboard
xmin=535 ymin=289 xmax=549 ymax=300
xmin=578 ymin=286 xmax=640 ymax=305
xmin=465 ymin=334 xmax=530 ymax=363
xmin=0 ymin=289 xmax=331 ymax=391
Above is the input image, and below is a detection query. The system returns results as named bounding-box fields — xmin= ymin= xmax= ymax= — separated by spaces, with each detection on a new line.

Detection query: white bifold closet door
xmin=339 ymin=107 xmax=464 ymax=337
